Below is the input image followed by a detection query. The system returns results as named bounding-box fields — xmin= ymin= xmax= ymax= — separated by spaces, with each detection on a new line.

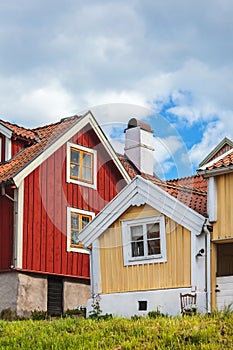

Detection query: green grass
xmin=0 ymin=312 xmax=233 ymax=349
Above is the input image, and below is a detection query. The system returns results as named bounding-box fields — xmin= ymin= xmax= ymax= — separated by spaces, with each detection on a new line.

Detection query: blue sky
xmin=1 ymin=1 xmax=233 ymax=179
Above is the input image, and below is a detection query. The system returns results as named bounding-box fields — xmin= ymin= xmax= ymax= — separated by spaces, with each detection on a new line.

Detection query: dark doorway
xmin=217 ymin=243 xmax=233 ymax=277
xmin=47 ymin=276 xmax=63 ymax=316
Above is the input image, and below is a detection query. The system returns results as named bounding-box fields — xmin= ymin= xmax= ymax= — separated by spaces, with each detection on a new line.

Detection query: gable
xmin=0 ymin=112 xmax=131 ymax=187
xmin=199 ymin=137 xmax=233 ymax=168
xmin=79 ymin=176 xmax=206 ymax=247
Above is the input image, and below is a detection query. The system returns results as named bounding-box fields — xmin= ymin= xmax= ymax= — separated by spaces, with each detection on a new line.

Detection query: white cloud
xmin=0 ymin=0 xmax=233 ymax=176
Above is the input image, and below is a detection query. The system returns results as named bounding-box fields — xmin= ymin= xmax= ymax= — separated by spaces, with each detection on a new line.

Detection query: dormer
xmin=0 ymin=123 xmax=12 ymax=162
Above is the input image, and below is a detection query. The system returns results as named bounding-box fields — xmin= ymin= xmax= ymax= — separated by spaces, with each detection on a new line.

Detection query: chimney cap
xmin=126 ymin=118 xmax=153 ymax=133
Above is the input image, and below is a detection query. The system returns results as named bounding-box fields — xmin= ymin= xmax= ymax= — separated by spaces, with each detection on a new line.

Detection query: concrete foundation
xmin=63 ymin=278 xmax=90 ymax=311
xmin=0 ymin=271 xmax=90 ymax=317
xmin=0 ymin=272 xmax=18 ymax=313
xmin=17 ymin=273 xmax=47 ymax=317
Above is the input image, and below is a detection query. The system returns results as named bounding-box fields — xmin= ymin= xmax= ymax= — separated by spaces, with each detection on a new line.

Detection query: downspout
xmin=203 ymin=219 xmax=211 ymax=313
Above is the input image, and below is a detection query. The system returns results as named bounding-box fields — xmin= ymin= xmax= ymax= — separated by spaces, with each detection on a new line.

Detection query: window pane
xmin=147 ymin=223 xmax=160 ymax=239
xmin=82 ymin=216 xmax=90 ymax=229
xmin=147 ymin=240 xmax=161 ymax=255
xmin=147 ymin=223 xmax=160 ymax=255
xmin=82 ymin=167 xmax=92 ymax=181
xmin=71 ymin=164 xmax=80 ymax=178
xmin=71 ymin=149 xmax=80 ymax=163
xmin=131 ymin=225 xmax=144 ymax=257
xmin=71 ymin=213 xmax=79 ymax=230
xmin=132 ymin=241 xmax=144 ymax=257
xmin=71 ymin=230 xmax=80 ymax=245
xmin=131 ymin=225 xmax=143 ymax=240
xmin=83 ymin=153 xmax=92 ymax=167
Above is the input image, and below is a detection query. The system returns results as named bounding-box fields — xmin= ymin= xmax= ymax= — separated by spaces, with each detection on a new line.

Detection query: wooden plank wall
xmin=0 ymin=189 xmax=13 ymax=270
xmin=213 ymin=173 xmax=233 ymax=240
xmin=99 ymin=205 xmax=191 ymax=293
xmin=22 ymin=126 xmax=126 ymax=278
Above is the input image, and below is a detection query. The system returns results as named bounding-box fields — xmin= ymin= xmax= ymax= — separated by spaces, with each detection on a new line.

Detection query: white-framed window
xmin=67 ymin=207 xmax=95 ymax=253
xmin=66 ymin=142 xmax=97 ymax=189
xmin=122 ymin=216 xmax=166 ymax=266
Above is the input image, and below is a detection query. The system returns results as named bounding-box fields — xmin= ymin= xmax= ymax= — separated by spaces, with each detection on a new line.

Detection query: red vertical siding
xmin=0 ymin=134 xmax=5 ymax=162
xmin=11 ymin=138 xmax=32 ymax=157
xmin=0 ymin=189 xmax=13 ymax=270
xmin=22 ymin=126 xmax=126 ymax=278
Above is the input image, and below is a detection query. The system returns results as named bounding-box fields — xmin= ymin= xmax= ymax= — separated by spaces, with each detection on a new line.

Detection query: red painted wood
xmin=0 ymin=189 xmax=13 ymax=270
xmin=22 ymin=127 xmax=127 ymax=279
xmin=0 ymin=134 xmax=5 ymax=162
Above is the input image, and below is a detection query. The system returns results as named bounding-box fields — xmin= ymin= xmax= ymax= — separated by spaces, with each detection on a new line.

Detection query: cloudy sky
xmin=1 ymin=0 xmax=233 ymax=179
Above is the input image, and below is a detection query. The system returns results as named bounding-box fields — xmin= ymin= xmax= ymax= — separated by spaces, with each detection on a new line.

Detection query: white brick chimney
xmin=124 ymin=118 xmax=154 ymax=175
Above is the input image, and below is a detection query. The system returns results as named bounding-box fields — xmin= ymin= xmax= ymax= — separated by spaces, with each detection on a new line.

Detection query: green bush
xmin=31 ymin=309 xmax=48 ymax=320
xmin=0 ymin=308 xmax=18 ymax=321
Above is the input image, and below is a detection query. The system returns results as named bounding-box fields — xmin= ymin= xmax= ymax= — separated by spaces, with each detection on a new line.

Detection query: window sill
xmin=67 ymin=246 xmax=90 ymax=254
xmin=125 ymin=255 xmax=166 ymax=266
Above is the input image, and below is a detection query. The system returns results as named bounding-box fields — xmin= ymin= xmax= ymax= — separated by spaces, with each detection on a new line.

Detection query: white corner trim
xmin=14 ymin=181 xmax=24 ymax=269
xmin=13 ymin=112 xmax=131 ymax=188
xmin=66 ymin=142 xmax=97 ymax=189
xmin=207 ymin=177 xmax=217 ymax=222
xmin=66 ymin=206 xmax=95 ymax=254
xmin=91 ymin=239 xmax=102 ymax=295
xmin=191 ymin=231 xmax=196 ymax=290
xmin=5 ymin=137 xmax=11 ymax=161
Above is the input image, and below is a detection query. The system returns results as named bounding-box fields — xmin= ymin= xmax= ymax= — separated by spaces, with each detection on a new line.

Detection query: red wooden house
xmin=0 ymin=111 xmax=131 ymax=316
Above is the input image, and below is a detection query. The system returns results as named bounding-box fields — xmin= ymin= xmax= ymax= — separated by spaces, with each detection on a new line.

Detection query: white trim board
xmin=79 ymin=176 xmax=206 ymax=247
xmin=13 ymin=111 xmax=131 ymax=187
xmin=0 ymin=123 xmax=12 ymax=139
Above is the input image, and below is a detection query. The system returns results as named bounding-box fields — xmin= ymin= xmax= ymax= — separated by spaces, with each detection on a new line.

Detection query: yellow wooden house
xmin=79 ymin=176 xmax=208 ymax=317
xmin=198 ymin=147 xmax=233 ymax=311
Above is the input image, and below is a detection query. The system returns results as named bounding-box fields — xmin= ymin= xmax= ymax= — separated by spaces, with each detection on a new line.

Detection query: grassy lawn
xmin=0 ymin=312 xmax=233 ymax=349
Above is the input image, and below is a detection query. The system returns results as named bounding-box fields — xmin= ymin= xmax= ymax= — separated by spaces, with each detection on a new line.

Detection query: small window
xmin=67 ymin=143 xmax=97 ymax=189
xmin=67 ymin=207 xmax=95 ymax=253
xmin=122 ymin=216 xmax=166 ymax=266
xmin=138 ymin=300 xmax=147 ymax=311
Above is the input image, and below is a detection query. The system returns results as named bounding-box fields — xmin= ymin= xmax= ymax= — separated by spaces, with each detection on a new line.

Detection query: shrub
xmin=148 ymin=308 xmax=166 ymax=318
xmin=0 ymin=308 xmax=18 ymax=321
xmin=65 ymin=307 xmax=86 ymax=318
xmin=31 ymin=309 xmax=48 ymax=320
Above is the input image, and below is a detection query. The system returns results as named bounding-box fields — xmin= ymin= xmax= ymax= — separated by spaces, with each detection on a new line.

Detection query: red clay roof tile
xmin=0 ymin=116 xmax=81 ymax=183
xmin=0 ymin=119 xmax=39 ymax=141
xmin=119 ymin=155 xmax=207 ymax=217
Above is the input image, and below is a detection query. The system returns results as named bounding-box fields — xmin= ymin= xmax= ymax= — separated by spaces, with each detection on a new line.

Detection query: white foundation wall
xmin=87 ymin=289 xmax=207 ymax=317
xmin=63 ymin=279 xmax=90 ymax=311
xmin=0 ymin=272 xmax=18 ymax=313
xmin=17 ymin=273 xmax=47 ymax=317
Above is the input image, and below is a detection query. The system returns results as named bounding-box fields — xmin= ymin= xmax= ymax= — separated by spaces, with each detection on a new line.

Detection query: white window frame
xmin=66 ymin=142 xmax=97 ymax=189
xmin=67 ymin=207 xmax=95 ymax=253
xmin=122 ymin=216 xmax=167 ymax=266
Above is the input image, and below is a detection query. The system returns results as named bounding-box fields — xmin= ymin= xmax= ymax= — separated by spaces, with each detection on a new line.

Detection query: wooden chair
xmin=180 ymin=293 xmax=197 ymax=316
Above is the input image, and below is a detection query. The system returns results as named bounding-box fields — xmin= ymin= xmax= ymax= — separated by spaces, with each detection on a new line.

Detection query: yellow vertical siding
xmin=213 ymin=173 xmax=233 ymax=240
xmin=99 ymin=204 xmax=191 ymax=294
